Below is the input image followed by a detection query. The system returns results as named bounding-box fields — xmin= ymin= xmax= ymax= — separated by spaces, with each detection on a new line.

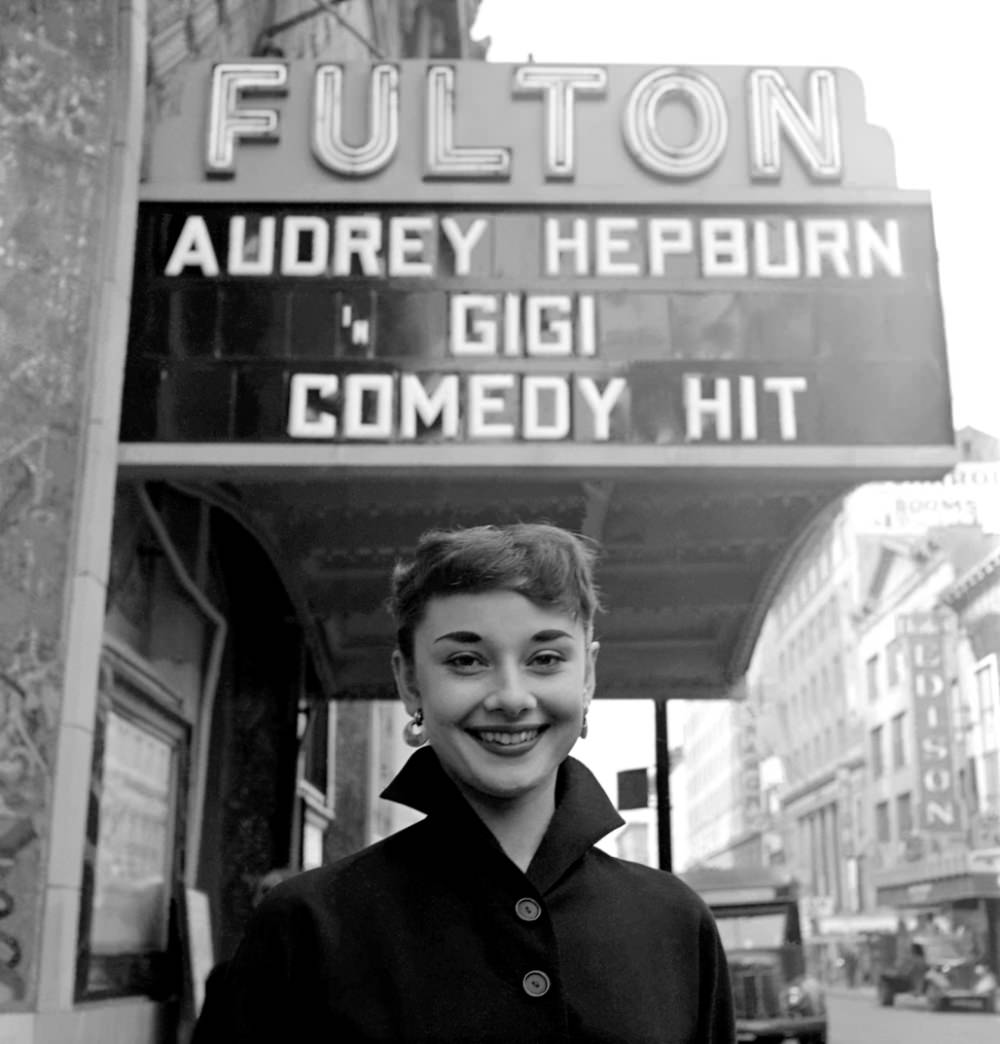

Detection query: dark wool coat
xmin=194 ymin=747 xmax=735 ymax=1043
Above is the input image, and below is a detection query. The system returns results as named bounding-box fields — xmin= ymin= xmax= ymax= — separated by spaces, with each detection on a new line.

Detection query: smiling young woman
xmin=194 ymin=523 xmax=736 ymax=1044
xmin=392 ymin=587 xmax=598 ymax=870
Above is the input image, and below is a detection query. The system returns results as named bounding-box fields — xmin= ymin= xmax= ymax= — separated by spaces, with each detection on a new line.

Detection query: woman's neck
xmin=458 ymin=780 xmax=557 ymax=873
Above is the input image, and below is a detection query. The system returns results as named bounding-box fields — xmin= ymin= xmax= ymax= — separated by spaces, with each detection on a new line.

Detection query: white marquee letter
xmin=750 ymin=69 xmax=841 ymax=181
xmin=281 ymin=216 xmax=329 ymax=276
xmin=702 ymin=219 xmax=748 ymax=277
xmin=856 ymin=219 xmax=903 ymax=278
xmin=228 ymin=215 xmax=275 ymax=275
xmin=342 ymin=374 xmax=394 ymax=439
xmin=578 ymin=377 xmax=626 ymax=441
xmin=332 ymin=215 xmax=382 ymax=276
xmin=164 ymin=216 xmax=220 ymax=276
xmin=450 ymin=294 xmax=498 ymax=355
xmin=206 ymin=62 xmax=287 ymax=177
xmin=426 ymin=66 xmax=511 ymax=179
xmin=525 ymin=296 xmax=573 ymax=356
xmin=804 ymin=220 xmax=851 ymax=277
xmin=624 ymin=69 xmax=728 ymax=179
xmin=512 ymin=65 xmax=607 ymax=179
xmin=648 ymin=219 xmax=693 ymax=275
xmin=399 ymin=374 xmax=460 ymax=439
xmin=685 ymin=375 xmax=732 ymax=440
xmin=388 ymin=216 xmax=434 ymax=277
xmin=313 ymin=63 xmax=399 ymax=176
xmin=440 ymin=217 xmax=488 ymax=276
xmin=544 ymin=218 xmax=588 ymax=276
xmin=753 ymin=219 xmax=801 ymax=278
xmin=288 ymin=373 xmax=338 ymax=438
xmin=467 ymin=374 xmax=515 ymax=438
xmin=523 ymin=376 xmax=571 ymax=439
xmin=763 ymin=376 xmax=807 ymax=440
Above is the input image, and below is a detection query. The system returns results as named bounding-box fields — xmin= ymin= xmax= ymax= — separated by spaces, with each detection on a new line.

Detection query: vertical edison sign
xmin=902 ymin=612 xmax=961 ymax=833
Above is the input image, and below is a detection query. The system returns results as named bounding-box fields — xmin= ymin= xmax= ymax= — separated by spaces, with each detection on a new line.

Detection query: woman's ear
xmin=584 ymin=640 xmax=600 ymax=705
xmin=391 ymin=649 xmax=420 ymax=715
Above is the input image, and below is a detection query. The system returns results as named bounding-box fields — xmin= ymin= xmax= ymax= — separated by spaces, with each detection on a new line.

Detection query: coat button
xmin=515 ymin=897 xmax=541 ymax=921
xmin=522 ymin=970 xmax=551 ymax=997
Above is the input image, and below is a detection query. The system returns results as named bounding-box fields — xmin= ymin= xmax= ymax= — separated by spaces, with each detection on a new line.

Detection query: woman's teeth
xmin=476 ymin=729 xmax=539 ymax=746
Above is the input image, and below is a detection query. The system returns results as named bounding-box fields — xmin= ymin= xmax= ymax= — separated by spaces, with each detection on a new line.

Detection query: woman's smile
xmin=465 ymin=724 xmax=550 ymax=753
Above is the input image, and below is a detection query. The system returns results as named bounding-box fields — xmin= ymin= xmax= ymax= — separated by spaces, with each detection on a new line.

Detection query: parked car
xmin=681 ymin=867 xmax=827 ymax=1044
xmin=877 ymin=935 xmax=997 ymax=1013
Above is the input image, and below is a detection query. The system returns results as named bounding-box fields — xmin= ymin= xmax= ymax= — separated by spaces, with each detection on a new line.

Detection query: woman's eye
xmin=446 ymin=652 xmax=485 ymax=671
xmin=530 ymin=651 xmax=565 ymax=670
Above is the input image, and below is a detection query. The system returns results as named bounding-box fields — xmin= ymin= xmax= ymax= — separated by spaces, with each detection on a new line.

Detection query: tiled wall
xmin=0 ymin=0 xmax=121 ymax=1010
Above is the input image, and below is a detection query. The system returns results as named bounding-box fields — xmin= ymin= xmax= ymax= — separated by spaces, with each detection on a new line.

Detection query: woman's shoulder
xmin=587 ymin=850 xmax=717 ymax=917
xmin=260 ymin=819 xmax=432 ymax=909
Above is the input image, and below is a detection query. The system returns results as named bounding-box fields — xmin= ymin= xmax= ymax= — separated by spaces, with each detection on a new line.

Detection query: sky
xmin=474 ymin=0 xmax=998 ymax=435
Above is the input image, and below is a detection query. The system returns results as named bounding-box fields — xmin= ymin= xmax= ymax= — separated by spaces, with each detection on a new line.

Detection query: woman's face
xmin=392 ymin=589 xmax=598 ymax=805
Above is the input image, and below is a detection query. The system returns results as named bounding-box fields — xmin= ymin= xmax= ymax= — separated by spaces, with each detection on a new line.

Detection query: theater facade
xmin=0 ymin=27 xmax=956 ymax=1044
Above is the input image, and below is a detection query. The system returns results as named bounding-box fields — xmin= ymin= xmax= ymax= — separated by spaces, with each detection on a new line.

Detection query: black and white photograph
xmin=1 ymin=2 xmax=998 ymax=1041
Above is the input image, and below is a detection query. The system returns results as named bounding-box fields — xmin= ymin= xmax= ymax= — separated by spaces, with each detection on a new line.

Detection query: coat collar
xmin=380 ymin=746 xmax=625 ymax=893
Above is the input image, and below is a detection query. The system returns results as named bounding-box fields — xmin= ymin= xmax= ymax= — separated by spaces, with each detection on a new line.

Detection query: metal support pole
xmin=654 ymin=699 xmax=673 ymax=872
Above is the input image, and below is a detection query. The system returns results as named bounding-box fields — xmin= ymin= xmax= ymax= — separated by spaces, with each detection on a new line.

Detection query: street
xmin=826 ymin=987 xmax=1000 ymax=1043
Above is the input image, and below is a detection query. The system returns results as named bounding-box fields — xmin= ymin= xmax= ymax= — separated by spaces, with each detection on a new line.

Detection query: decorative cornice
xmin=940 ymin=545 xmax=1000 ymax=608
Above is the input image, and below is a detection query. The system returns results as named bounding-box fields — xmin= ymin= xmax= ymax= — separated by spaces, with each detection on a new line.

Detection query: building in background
xmin=678 ymin=428 xmax=1000 ymax=967
xmin=681 ymin=696 xmax=742 ymax=866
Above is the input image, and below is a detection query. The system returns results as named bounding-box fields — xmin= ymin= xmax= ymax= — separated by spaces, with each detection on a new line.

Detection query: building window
xmin=886 ymin=637 xmax=904 ymax=687
xmin=302 ymin=700 xmax=330 ymax=797
xmin=891 ymin=711 xmax=907 ymax=769
xmin=896 ymin=792 xmax=913 ymax=837
xmin=302 ymin=811 xmax=326 ymax=870
xmin=983 ymin=751 xmax=1000 ymax=813
xmin=871 ymin=725 xmax=885 ymax=778
xmin=76 ymin=649 xmax=188 ymax=1001
xmin=866 ymin=653 xmax=880 ymax=703
xmin=875 ymin=800 xmax=891 ymax=842
xmin=975 ymin=656 xmax=999 ymax=753
xmin=297 ymin=657 xmax=336 ymax=862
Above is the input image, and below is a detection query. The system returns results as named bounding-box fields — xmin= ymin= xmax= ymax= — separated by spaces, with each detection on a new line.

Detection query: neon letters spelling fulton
xmin=204 ymin=62 xmax=842 ymax=183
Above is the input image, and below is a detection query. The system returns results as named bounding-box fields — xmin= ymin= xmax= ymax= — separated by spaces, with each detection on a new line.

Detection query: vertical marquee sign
xmin=900 ymin=611 xmax=962 ymax=833
xmin=121 ymin=61 xmax=954 ymax=465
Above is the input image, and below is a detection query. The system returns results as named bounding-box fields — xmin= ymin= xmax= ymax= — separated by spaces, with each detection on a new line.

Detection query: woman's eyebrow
xmin=433 ymin=630 xmax=482 ymax=644
xmin=532 ymin=629 xmax=574 ymax=642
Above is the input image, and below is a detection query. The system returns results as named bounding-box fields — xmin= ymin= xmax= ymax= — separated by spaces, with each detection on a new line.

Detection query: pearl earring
xmin=403 ymin=708 xmax=427 ymax=748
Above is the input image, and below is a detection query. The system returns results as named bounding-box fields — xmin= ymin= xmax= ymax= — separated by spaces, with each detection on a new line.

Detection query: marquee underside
xmin=151 ymin=469 xmax=865 ymax=700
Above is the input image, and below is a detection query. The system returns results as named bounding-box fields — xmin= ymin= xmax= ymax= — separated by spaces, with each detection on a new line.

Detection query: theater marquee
xmin=122 ymin=61 xmax=954 ymax=469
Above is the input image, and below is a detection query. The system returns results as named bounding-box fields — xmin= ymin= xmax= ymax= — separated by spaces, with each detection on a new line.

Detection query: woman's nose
xmin=484 ymin=666 xmax=537 ymax=715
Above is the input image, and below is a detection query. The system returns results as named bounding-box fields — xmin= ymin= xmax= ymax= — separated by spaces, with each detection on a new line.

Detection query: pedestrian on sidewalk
xmin=842 ymin=945 xmax=859 ymax=988
xmin=194 ymin=522 xmax=736 ymax=1043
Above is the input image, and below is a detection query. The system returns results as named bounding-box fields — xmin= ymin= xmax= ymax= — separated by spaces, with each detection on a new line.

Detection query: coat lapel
xmin=380 ymin=747 xmax=624 ymax=894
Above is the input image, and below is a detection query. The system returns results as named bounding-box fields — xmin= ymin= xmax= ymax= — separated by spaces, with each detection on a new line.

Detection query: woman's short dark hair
xmin=389 ymin=523 xmax=602 ymax=659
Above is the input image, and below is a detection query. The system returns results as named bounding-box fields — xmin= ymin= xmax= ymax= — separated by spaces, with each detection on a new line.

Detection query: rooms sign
xmin=124 ymin=62 xmax=952 ymax=451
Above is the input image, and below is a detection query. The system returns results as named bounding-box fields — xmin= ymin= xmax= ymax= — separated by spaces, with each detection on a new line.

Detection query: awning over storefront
xmin=874 ymin=849 xmax=1000 ymax=907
